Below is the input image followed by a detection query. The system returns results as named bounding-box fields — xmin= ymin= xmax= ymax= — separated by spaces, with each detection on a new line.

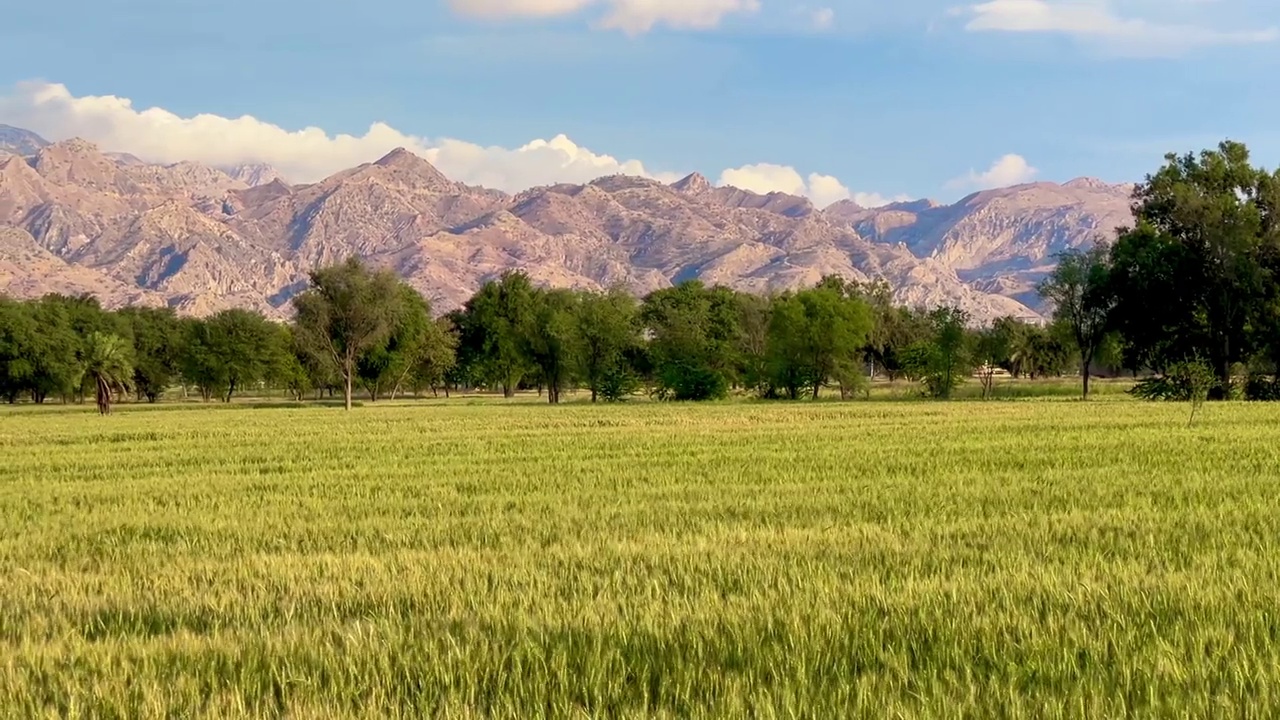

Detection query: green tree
xmin=456 ymin=271 xmax=537 ymax=397
xmin=1110 ymin=140 xmax=1276 ymax=397
xmin=293 ymin=257 xmax=404 ymax=410
xmin=763 ymin=281 xmax=873 ymax=400
xmin=973 ymin=324 xmax=1013 ymax=399
xmin=526 ymin=288 xmax=581 ymax=404
xmin=908 ymin=307 xmax=972 ymax=399
xmin=0 ymin=299 xmax=37 ymax=403
xmin=27 ymin=298 xmax=85 ymax=403
xmin=182 ymin=310 xmax=283 ymax=402
xmin=641 ymin=281 xmax=741 ymax=401
xmin=357 ymin=284 xmax=434 ymax=401
xmin=80 ymin=332 xmax=133 ymax=415
xmin=118 ymin=307 xmax=184 ymax=402
xmin=411 ymin=317 xmax=459 ymax=397
xmin=1039 ymin=245 xmax=1116 ymax=398
xmin=577 ymin=288 xmax=641 ymax=402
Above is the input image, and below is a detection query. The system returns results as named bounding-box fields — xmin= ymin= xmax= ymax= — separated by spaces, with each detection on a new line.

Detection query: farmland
xmin=2 ymin=396 xmax=1280 ymax=717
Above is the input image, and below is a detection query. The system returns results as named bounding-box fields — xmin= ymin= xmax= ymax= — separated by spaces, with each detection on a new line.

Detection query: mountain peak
xmin=1063 ymin=177 xmax=1124 ymax=192
xmin=0 ymin=125 xmax=50 ymax=157
xmin=371 ymin=147 xmax=452 ymax=189
xmin=671 ymin=172 xmax=712 ymax=194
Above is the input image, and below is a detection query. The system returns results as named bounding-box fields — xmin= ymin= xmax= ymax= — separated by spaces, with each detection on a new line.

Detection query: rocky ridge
xmin=0 ymin=127 xmax=1136 ymax=322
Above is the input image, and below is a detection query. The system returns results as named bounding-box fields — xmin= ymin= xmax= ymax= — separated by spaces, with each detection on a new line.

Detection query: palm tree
xmin=81 ymin=332 xmax=133 ymax=415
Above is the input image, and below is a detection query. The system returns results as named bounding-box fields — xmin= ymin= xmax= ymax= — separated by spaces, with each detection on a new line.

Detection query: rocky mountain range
xmin=0 ymin=126 xmax=1136 ymax=323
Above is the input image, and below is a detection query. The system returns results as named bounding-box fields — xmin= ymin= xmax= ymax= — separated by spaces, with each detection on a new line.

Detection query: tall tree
xmin=181 ymin=310 xmax=285 ymax=402
xmin=357 ymin=284 xmax=434 ymax=401
xmin=1039 ymin=245 xmax=1115 ymax=398
xmin=293 ymin=257 xmax=403 ymax=410
xmin=526 ymin=288 xmax=580 ymax=403
xmin=27 ymin=298 xmax=85 ymax=403
xmin=411 ymin=317 xmax=459 ymax=397
xmin=119 ymin=306 xmax=184 ymax=402
xmin=80 ymin=332 xmax=133 ymax=415
xmin=0 ymin=299 xmax=37 ymax=404
xmin=641 ymin=281 xmax=741 ymax=401
xmin=577 ymin=288 xmax=641 ymax=403
xmin=456 ymin=271 xmax=537 ymax=397
xmin=906 ymin=304 xmax=972 ymax=397
xmin=1110 ymin=140 xmax=1275 ymax=397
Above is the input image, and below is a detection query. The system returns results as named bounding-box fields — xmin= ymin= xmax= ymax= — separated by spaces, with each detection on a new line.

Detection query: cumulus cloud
xmin=1 ymin=81 xmax=909 ymax=209
xmin=718 ymin=163 xmax=909 ymax=209
xmin=448 ymin=0 xmax=759 ymax=33
xmin=0 ymin=81 xmax=673 ymax=190
xmin=946 ymin=153 xmax=1039 ymax=190
xmin=964 ymin=0 xmax=1278 ymax=54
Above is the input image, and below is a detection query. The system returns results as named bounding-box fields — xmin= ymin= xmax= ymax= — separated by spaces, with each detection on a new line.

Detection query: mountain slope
xmin=825 ymin=179 xmax=1135 ymax=310
xmin=0 ymin=127 xmax=1135 ymax=322
xmin=0 ymin=125 xmax=49 ymax=157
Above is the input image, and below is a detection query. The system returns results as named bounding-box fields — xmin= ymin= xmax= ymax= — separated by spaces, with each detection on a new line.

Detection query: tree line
xmin=0 ymin=260 xmax=1082 ymax=413
xmin=2 ymin=140 xmax=1278 ymax=412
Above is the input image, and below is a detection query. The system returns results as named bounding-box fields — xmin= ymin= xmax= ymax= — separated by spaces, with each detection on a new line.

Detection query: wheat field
xmin=2 ymin=397 xmax=1279 ymax=718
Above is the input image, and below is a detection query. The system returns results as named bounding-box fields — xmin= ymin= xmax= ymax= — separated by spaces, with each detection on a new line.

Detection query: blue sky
xmin=1 ymin=0 xmax=1277 ymax=206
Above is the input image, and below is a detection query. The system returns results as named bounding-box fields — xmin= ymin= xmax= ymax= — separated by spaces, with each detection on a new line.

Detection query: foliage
xmin=1110 ymin=141 xmax=1278 ymax=398
xmin=1128 ymin=358 xmax=1216 ymax=424
xmin=118 ymin=307 xmax=184 ymax=402
xmin=293 ymin=257 xmax=404 ymax=410
xmin=576 ymin=287 xmax=641 ymax=403
xmin=765 ymin=282 xmax=872 ymax=400
xmin=641 ymin=281 xmax=740 ymax=401
xmin=79 ymin=332 xmax=133 ymax=415
xmin=525 ymin=288 xmax=580 ymax=404
xmin=356 ymin=283 xmax=436 ymax=401
xmin=182 ymin=309 xmax=283 ymax=402
xmin=905 ymin=307 xmax=973 ymax=399
xmin=454 ymin=271 xmax=537 ymax=397
xmin=1039 ymin=245 xmax=1115 ymax=398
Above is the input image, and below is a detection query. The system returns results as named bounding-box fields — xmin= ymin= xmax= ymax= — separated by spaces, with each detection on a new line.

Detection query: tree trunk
xmin=96 ymin=376 xmax=110 ymax=416
xmin=344 ymin=368 xmax=353 ymax=411
xmin=1081 ymin=357 xmax=1091 ymax=399
xmin=1215 ymin=353 xmax=1231 ymax=400
xmin=224 ymin=379 xmax=236 ymax=403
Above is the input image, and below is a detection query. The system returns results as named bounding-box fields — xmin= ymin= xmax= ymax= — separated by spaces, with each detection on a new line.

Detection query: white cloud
xmin=964 ymin=0 xmax=1278 ymax=54
xmin=1 ymin=81 xmax=907 ymax=209
xmin=811 ymin=7 xmax=836 ymax=30
xmin=449 ymin=0 xmax=595 ymax=18
xmin=946 ymin=153 xmax=1039 ymax=190
xmin=448 ymin=0 xmax=759 ymax=33
xmin=718 ymin=163 xmax=909 ymax=209
xmin=0 ymin=81 xmax=671 ymax=191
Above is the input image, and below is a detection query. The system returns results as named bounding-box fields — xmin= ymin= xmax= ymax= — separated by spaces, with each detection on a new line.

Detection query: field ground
xmin=2 ymin=395 xmax=1280 ymax=717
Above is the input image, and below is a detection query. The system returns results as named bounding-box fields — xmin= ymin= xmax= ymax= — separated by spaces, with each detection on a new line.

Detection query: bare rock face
xmin=0 ymin=125 xmax=49 ymax=157
xmin=223 ymin=163 xmax=286 ymax=187
xmin=824 ymin=179 xmax=1135 ymax=312
xmin=0 ymin=125 xmax=1137 ymax=323
xmin=0 ymin=227 xmax=166 ymax=307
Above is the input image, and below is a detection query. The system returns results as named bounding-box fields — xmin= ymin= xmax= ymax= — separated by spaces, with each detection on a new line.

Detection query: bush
xmin=1129 ymin=360 xmax=1214 ymax=426
xmin=1245 ymin=375 xmax=1280 ymax=401
xmin=597 ymin=365 xmax=640 ymax=402
xmin=654 ymin=363 xmax=729 ymax=401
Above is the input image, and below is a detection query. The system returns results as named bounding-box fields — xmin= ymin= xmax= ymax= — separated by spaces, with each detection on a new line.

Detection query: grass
xmin=2 ymin=396 xmax=1279 ymax=717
